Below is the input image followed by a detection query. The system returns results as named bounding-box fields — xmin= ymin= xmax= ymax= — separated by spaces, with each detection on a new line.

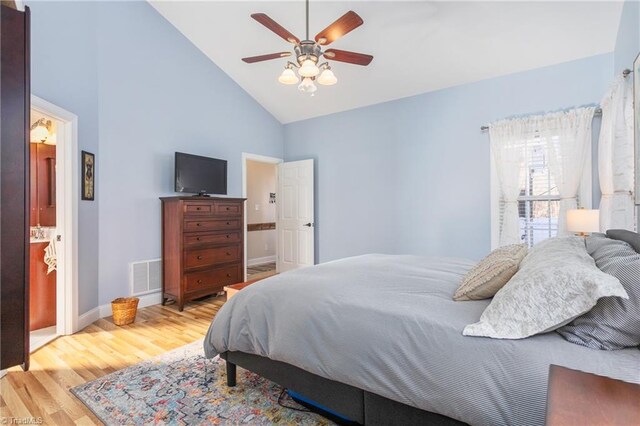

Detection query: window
xmin=491 ymin=132 xmax=592 ymax=249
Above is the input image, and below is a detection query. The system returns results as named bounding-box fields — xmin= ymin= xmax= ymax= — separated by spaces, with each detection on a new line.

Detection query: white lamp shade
xmin=30 ymin=125 xmax=48 ymax=143
xmin=298 ymin=77 xmax=317 ymax=94
xmin=298 ymin=59 xmax=320 ymax=77
xmin=278 ymin=68 xmax=298 ymax=85
xmin=567 ymin=209 xmax=600 ymax=234
xmin=317 ymin=68 xmax=337 ymax=86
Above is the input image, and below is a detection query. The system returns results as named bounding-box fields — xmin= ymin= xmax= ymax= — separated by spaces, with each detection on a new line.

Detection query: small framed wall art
xmin=81 ymin=150 xmax=95 ymax=201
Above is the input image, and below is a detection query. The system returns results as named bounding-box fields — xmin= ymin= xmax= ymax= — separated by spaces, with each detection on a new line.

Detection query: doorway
xmin=29 ymin=96 xmax=79 ymax=351
xmin=242 ymin=153 xmax=282 ymax=281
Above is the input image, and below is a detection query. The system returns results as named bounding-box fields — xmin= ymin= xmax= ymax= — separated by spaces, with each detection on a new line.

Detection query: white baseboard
xmin=247 ymin=255 xmax=276 ymax=267
xmin=77 ymin=307 xmax=100 ymax=331
xmin=98 ymin=291 xmax=163 ymax=318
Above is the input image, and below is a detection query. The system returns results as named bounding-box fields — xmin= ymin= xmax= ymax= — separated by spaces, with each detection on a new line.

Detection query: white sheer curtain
xmin=542 ymin=107 xmax=595 ymax=234
xmin=490 ymin=120 xmax=526 ymax=246
xmin=598 ymin=76 xmax=635 ymax=231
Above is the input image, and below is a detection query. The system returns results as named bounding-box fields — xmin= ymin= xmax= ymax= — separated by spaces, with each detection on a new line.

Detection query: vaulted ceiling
xmin=149 ymin=1 xmax=624 ymax=124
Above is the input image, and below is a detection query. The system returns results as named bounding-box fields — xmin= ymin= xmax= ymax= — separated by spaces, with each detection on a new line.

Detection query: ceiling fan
xmin=242 ymin=0 xmax=373 ymax=95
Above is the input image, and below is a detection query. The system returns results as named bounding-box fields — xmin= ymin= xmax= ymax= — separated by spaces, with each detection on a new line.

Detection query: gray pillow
xmin=606 ymin=229 xmax=640 ymax=253
xmin=557 ymin=235 xmax=640 ymax=350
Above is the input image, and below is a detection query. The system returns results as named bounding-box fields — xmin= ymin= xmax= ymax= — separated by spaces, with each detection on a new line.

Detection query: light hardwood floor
xmin=1 ymin=296 xmax=226 ymax=425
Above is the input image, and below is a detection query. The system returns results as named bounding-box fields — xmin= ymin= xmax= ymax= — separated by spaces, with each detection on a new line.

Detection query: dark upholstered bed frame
xmin=221 ymin=351 xmax=466 ymax=425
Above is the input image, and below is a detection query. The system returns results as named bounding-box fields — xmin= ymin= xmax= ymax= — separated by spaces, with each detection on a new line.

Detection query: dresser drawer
xmin=184 ymin=219 xmax=241 ymax=232
xmin=184 ymin=231 xmax=241 ymax=247
xmin=183 ymin=203 xmax=212 ymax=215
xmin=215 ymin=202 xmax=242 ymax=216
xmin=185 ymin=246 xmax=241 ymax=269
xmin=184 ymin=265 xmax=241 ymax=293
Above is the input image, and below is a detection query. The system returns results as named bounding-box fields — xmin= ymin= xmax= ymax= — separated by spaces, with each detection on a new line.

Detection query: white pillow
xmin=463 ymin=237 xmax=628 ymax=339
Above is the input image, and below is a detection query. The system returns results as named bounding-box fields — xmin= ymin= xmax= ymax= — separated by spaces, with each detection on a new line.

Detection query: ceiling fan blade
xmin=251 ymin=13 xmax=300 ymax=44
xmin=242 ymin=52 xmax=292 ymax=64
xmin=323 ymin=49 xmax=373 ymax=66
xmin=315 ymin=11 xmax=363 ymax=46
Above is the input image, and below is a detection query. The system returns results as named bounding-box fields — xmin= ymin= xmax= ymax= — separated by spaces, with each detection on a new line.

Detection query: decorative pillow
xmin=606 ymin=229 xmax=640 ymax=253
xmin=463 ymin=237 xmax=627 ymax=339
xmin=453 ymin=244 xmax=528 ymax=301
xmin=557 ymin=235 xmax=640 ymax=350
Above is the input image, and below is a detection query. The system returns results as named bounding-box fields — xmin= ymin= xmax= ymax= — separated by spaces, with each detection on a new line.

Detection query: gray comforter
xmin=204 ymin=254 xmax=640 ymax=426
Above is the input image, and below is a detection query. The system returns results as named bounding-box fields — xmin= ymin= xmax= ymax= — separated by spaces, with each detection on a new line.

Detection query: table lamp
xmin=567 ymin=209 xmax=600 ymax=237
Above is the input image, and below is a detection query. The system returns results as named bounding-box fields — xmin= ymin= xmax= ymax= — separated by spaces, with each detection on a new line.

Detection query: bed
xmin=204 ymin=254 xmax=640 ymax=425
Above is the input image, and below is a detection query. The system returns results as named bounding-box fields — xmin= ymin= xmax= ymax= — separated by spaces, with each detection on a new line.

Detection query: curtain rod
xmin=480 ymin=68 xmax=633 ymax=132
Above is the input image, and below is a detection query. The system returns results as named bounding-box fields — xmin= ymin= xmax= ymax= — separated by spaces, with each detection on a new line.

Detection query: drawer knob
xmin=196 ymin=237 xmax=201 ymax=241
xmin=197 ymin=279 xmax=203 ymax=284
xmin=196 ymin=223 xmax=201 ymax=227
xmin=226 ymin=235 xmax=230 ymax=239
xmin=197 ymin=255 xmax=203 ymax=260
xmin=226 ymin=222 xmax=230 ymax=225
xmin=226 ymin=273 xmax=231 ymax=278
xmin=226 ymin=207 xmax=230 ymax=210
xmin=196 ymin=207 xmax=201 ymax=211
xmin=226 ymin=252 xmax=231 ymax=256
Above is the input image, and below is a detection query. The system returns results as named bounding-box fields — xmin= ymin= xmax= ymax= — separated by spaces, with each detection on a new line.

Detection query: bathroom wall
xmin=246 ymin=161 xmax=277 ymax=264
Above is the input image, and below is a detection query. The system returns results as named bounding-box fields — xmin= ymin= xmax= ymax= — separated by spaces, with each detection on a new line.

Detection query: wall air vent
xmin=130 ymin=259 xmax=162 ymax=296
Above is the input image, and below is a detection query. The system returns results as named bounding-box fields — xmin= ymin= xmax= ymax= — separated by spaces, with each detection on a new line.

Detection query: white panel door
xmin=277 ymin=159 xmax=314 ymax=272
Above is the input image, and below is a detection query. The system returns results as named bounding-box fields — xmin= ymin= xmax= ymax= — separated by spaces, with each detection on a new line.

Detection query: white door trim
xmin=31 ymin=95 xmax=79 ymax=336
xmin=241 ymin=153 xmax=283 ymax=281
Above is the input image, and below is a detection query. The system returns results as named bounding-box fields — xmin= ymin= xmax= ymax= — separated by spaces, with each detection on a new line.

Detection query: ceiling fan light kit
xmin=242 ymin=0 xmax=373 ymax=96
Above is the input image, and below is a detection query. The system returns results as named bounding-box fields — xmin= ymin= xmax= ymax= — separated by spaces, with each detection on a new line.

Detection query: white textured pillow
xmin=463 ymin=237 xmax=628 ymax=339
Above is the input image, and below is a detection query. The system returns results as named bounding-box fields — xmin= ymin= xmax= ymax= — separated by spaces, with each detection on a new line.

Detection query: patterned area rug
xmin=71 ymin=340 xmax=332 ymax=425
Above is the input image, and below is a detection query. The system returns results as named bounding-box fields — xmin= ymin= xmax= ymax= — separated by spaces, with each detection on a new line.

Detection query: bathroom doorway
xmin=29 ymin=108 xmax=58 ymax=349
xmin=242 ymin=153 xmax=282 ymax=281
xmin=29 ymin=96 xmax=78 ymax=351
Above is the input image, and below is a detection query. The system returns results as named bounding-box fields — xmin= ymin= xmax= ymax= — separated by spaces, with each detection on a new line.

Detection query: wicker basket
xmin=111 ymin=297 xmax=139 ymax=326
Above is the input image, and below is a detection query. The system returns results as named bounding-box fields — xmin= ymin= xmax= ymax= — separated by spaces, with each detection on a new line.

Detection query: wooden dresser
xmin=160 ymin=196 xmax=245 ymax=311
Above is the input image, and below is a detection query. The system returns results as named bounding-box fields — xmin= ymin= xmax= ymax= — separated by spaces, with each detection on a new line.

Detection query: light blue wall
xmin=96 ymin=1 xmax=283 ymax=305
xmin=614 ymin=0 xmax=639 ymax=73
xmin=29 ymin=1 xmax=100 ymax=315
xmin=284 ymin=54 xmax=613 ymax=263
xmin=29 ymin=1 xmax=284 ymax=312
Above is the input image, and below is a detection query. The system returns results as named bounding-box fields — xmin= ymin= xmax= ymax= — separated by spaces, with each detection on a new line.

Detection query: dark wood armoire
xmin=1 ymin=3 xmax=31 ymax=371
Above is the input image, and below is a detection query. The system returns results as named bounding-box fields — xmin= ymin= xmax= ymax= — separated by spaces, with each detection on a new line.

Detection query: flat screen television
xmin=175 ymin=152 xmax=227 ymax=196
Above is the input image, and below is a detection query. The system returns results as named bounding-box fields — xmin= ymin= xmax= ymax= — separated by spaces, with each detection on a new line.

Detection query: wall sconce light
xmin=30 ymin=118 xmax=55 ymax=144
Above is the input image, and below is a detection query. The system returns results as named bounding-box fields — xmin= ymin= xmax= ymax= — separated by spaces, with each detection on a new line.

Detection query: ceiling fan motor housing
xmin=295 ymin=41 xmax=322 ymax=65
